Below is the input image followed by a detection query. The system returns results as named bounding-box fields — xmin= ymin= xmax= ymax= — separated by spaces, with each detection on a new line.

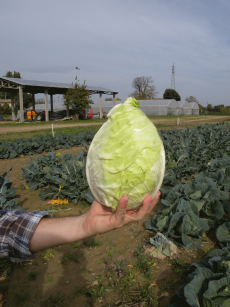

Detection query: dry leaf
xmin=47 ymin=198 xmax=68 ymax=205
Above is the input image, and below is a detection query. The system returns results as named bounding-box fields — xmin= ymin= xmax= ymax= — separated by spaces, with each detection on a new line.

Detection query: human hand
xmin=82 ymin=192 xmax=161 ymax=237
xmin=29 ymin=192 xmax=160 ymax=253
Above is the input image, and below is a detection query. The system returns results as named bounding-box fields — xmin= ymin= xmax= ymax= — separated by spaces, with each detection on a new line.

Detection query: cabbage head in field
xmin=86 ymin=97 xmax=165 ymax=210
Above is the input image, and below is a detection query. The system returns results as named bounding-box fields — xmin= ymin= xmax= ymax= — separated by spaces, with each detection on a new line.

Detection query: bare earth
xmin=0 ymin=115 xmax=229 ymax=134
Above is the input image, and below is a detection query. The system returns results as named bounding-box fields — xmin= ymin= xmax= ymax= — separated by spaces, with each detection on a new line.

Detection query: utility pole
xmin=171 ymin=63 xmax=176 ymax=90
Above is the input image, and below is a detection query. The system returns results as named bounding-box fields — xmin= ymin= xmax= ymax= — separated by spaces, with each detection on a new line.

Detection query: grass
xmin=170 ymin=257 xmax=192 ymax=279
xmin=42 ymin=249 xmax=54 ymax=261
xmin=81 ymin=236 xmax=103 ymax=248
xmin=60 ymin=249 xmax=84 ymax=266
xmin=29 ymin=271 xmax=39 ymax=280
xmin=0 ymin=117 xmax=107 ymax=127
xmin=0 ymin=125 xmax=101 ymax=142
xmin=16 ymin=293 xmax=29 ymax=305
xmin=45 ymin=292 xmax=65 ymax=307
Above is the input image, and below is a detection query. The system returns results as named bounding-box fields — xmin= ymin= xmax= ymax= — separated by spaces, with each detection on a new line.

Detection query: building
xmin=178 ymin=101 xmax=192 ymax=115
xmin=188 ymin=102 xmax=199 ymax=115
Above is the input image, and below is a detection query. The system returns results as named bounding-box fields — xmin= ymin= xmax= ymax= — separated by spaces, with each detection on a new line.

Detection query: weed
xmin=0 ymin=259 xmax=13 ymax=274
xmin=29 ymin=271 xmax=39 ymax=280
xmin=162 ymin=282 xmax=170 ymax=290
xmin=45 ymin=292 xmax=65 ymax=307
xmin=106 ymin=247 xmax=116 ymax=259
xmin=73 ymin=279 xmax=104 ymax=302
xmin=6 ymin=266 xmax=13 ymax=277
xmin=109 ymin=240 xmax=117 ymax=247
xmin=132 ymin=233 xmax=140 ymax=238
xmin=115 ymin=281 xmax=158 ymax=306
xmin=17 ymin=262 xmax=25 ymax=269
xmin=82 ymin=237 xmax=103 ymax=248
xmin=16 ymin=293 xmax=29 ymax=304
xmin=42 ymin=249 xmax=54 ymax=261
xmin=60 ymin=249 xmax=84 ymax=266
xmin=18 ymin=184 xmax=26 ymax=191
xmin=90 ymin=276 xmax=105 ymax=301
xmin=114 ymin=260 xmax=129 ymax=270
xmin=118 ymin=249 xmax=125 ymax=255
xmin=47 ymin=277 xmax=53 ymax=282
xmin=133 ymin=245 xmax=156 ymax=279
xmin=170 ymin=257 xmax=191 ymax=279
xmin=133 ymin=256 xmax=155 ymax=279
xmin=72 ymin=285 xmax=89 ymax=296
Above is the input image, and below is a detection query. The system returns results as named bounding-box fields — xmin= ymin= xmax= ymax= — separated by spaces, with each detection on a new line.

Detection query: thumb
xmin=114 ymin=196 xmax=129 ymax=226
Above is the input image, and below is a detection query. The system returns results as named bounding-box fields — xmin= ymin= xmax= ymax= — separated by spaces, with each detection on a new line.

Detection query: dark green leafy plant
xmin=0 ymin=130 xmax=96 ymax=159
xmin=22 ymin=150 xmax=94 ymax=204
xmin=0 ymin=168 xmax=24 ymax=211
xmin=169 ymin=247 xmax=230 ymax=307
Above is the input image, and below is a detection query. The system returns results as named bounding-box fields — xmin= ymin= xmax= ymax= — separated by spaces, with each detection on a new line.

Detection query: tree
xmin=4 ymin=71 xmax=21 ymax=78
xmin=163 ymin=89 xmax=181 ymax=101
xmin=185 ymin=96 xmax=199 ymax=103
xmin=129 ymin=76 xmax=158 ymax=99
xmin=198 ymin=104 xmax=205 ymax=112
xmin=63 ymin=80 xmax=93 ymax=119
xmin=0 ymin=71 xmax=21 ymax=100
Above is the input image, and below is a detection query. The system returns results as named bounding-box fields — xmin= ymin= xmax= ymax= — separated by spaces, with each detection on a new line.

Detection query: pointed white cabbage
xmin=86 ymin=97 xmax=165 ymax=210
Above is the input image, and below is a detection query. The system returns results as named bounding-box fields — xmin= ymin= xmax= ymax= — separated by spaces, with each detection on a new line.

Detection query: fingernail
xmin=124 ymin=196 xmax=128 ymax=203
xmin=149 ymin=197 xmax=153 ymax=204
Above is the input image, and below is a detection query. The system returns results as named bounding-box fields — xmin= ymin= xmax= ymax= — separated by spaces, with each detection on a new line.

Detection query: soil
xmin=0 ymin=117 xmax=226 ymax=307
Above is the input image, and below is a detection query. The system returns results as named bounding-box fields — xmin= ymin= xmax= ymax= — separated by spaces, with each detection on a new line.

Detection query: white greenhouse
xmin=137 ymin=99 xmax=180 ymax=116
xmin=92 ymin=99 xmax=182 ymax=116
xmin=178 ymin=101 xmax=192 ymax=115
xmin=188 ymin=102 xmax=199 ymax=115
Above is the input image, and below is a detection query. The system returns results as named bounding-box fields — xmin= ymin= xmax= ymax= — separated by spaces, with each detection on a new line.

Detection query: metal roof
xmin=0 ymin=77 xmax=119 ymax=95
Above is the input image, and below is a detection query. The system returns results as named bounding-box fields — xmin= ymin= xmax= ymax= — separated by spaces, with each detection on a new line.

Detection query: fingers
xmin=127 ymin=191 xmax=161 ymax=221
xmin=114 ymin=196 xmax=128 ymax=226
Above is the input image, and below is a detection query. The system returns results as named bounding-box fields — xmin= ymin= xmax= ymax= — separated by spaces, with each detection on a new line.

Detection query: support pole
xmin=99 ymin=92 xmax=102 ymax=119
xmin=32 ymin=94 xmax=35 ymax=110
xmin=113 ymin=93 xmax=116 ymax=107
xmin=45 ymin=90 xmax=49 ymax=122
xmin=66 ymin=104 xmax=69 ymax=117
xmin=50 ymin=94 xmax=53 ymax=112
xmin=19 ymin=86 xmax=24 ymax=123
xmin=11 ymin=94 xmax=15 ymax=120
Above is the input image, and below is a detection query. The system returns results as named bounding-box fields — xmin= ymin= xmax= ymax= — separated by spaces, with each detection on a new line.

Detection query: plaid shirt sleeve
xmin=0 ymin=208 xmax=52 ymax=262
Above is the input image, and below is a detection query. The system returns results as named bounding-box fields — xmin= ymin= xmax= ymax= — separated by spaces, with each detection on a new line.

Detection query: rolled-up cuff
xmin=7 ymin=210 xmax=52 ymax=262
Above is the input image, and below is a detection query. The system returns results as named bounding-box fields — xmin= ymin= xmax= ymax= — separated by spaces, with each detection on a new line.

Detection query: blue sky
xmin=1 ymin=0 xmax=230 ymax=106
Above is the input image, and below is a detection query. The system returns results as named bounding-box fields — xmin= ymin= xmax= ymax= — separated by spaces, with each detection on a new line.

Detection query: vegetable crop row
xmin=0 ymin=130 xmax=97 ymax=159
xmin=145 ymin=122 xmax=230 ymax=250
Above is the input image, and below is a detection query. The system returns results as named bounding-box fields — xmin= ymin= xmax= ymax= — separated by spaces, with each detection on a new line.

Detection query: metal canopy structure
xmin=0 ymin=77 xmax=119 ymax=121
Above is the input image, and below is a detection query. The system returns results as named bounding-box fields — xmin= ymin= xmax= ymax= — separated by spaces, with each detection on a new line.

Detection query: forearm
xmin=29 ymin=214 xmax=89 ymax=253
